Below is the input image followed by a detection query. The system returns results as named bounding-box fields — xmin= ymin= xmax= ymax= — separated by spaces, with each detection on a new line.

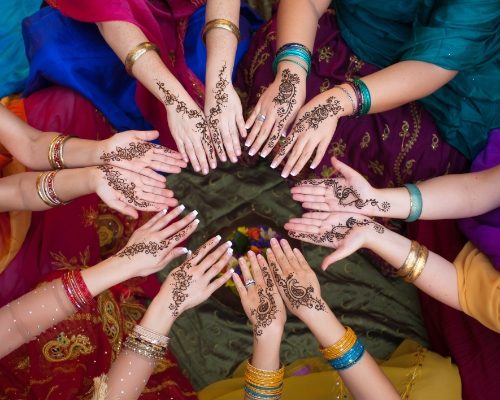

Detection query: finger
xmin=161 ymin=246 xmax=189 ymax=265
xmin=239 ymin=257 xmax=254 ymax=284
xmin=148 ymin=157 xmax=186 ymax=171
xmin=247 ymin=251 xmax=264 ymax=285
xmin=302 ymin=212 xmax=332 ymax=220
xmin=152 ymin=145 xmax=184 ymax=160
xmin=133 ymin=130 xmax=160 ymax=142
xmin=207 ymin=268 xmax=234 ymax=295
xmin=140 ymin=184 xmax=174 ymax=198
xmin=236 ymin=113 xmax=247 ymax=140
xmin=321 ymin=246 xmax=353 ymax=270
xmin=221 ymin=125 xmax=238 ymax=163
xmin=198 ymin=241 xmax=233 ymax=273
xmin=292 ymin=248 xmax=312 ymax=272
xmin=310 ymin=138 xmax=329 ymax=170
xmin=291 ymin=193 xmax=326 ymax=203
xmin=288 ymin=230 xmax=336 ymax=249
xmin=140 ymin=208 xmax=169 ymax=230
xmin=248 ymin=117 xmax=275 ymax=156
xmin=135 ymin=165 xmax=167 ymax=183
xmin=137 ymin=173 xmax=169 ymax=189
xmin=260 ymin=124 xmax=282 ymax=158
xmin=290 ymin=142 xmax=316 ymax=177
xmin=230 ymin=120 xmax=242 ymax=157
xmin=148 ymin=204 xmax=185 ymax=231
xmin=284 ymin=219 xmax=322 ymax=231
xmin=281 ymin=135 xmax=306 ymax=178
xmin=269 ymin=237 xmax=292 ymax=274
xmin=205 ymin=247 xmax=233 ymax=280
xmin=183 ymin=139 xmax=201 ymax=173
xmin=265 ymin=249 xmax=284 ymax=283
xmin=270 ymin=127 xmax=300 ymax=168
xmin=302 ymin=202 xmax=331 ymax=211
xmin=209 ymin=123 xmax=227 ymax=163
xmin=158 ymin=210 xmax=199 ymax=240
xmin=279 ymin=239 xmax=301 ymax=270
xmin=112 ymin=197 xmax=139 ymax=219
xmin=175 ymin=138 xmax=189 ymax=164
xmin=330 ymin=156 xmax=358 ymax=179
xmin=189 ymin=235 xmax=224 ymax=264
xmin=256 ymin=253 xmax=272 ymax=282
xmin=232 ymin=272 xmax=247 ymax=298
xmin=195 ymin=136 xmax=211 ymax=175
xmin=245 ymin=103 xmax=260 ymax=131
xmin=139 ymin=191 xmax=177 ymax=206
xmin=284 ymin=223 xmax=321 ymax=234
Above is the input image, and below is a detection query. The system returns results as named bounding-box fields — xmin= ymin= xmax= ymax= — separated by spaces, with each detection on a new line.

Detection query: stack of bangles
xmin=403 ymin=183 xmax=423 ymax=222
xmin=48 ymin=134 xmax=72 ymax=170
xmin=124 ymin=41 xmax=160 ymax=77
xmin=123 ymin=325 xmax=170 ymax=362
xmin=272 ymin=42 xmax=312 ymax=77
xmin=36 ymin=170 xmax=70 ymax=207
xmin=244 ymin=360 xmax=285 ymax=400
xmin=61 ymin=270 xmax=96 ymax=311
xmin=398 ymin=240 xmax=429 ymax=283
xmin=342 ymin=78 xmax=372 ymax=116
xmin=202 ymin=18 xmax=241 ymax=44
xmin=319 ymin=326 xmax=365 ymax=370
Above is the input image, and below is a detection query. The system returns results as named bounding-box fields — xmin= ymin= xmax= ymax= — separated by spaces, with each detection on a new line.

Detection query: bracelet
xmin=276 ymin=42 xmax=312 ymax=59
xmin=328 ymin=339 xmax=365 ymax=370
xmin=352 ymin=78 xmax=371 ymax=115
xmin=36 ymin=171 xmax=70 ymax=207
xmin=62 ymin=270 xmax=96 ymax=311
xmin=334 ymin=86 xmax=357 ymax=116
xmin=276 ymin=58 xmax=309 ymax=75
xmin=48 ymin=135 xmax=72 ymax=170
xmin=405 ymin=245 xmax=429 ymax=283
xmin=273 ymin=47 xmax=311 ymax=76
xmin=133 ymin=324 xmax=170 ymax=347
xmin=403 ymin=183 xmax=423 ymax=222
xmin=244 ymin=360 xmax=284 ymax=399
xmin=398 ymin=240 xmax=420 ymax=278
xmin=124 ymin=42 xmax=160 ymax=76
xmin=123 ymin=335 xmax=165 ymax=361
xmin=202 ymin=19 xmax=240 ymax=44
xmin=319 ymin=326 xmax=357 ymax=359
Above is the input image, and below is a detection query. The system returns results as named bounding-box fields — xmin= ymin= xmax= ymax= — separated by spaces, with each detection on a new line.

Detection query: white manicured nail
xmin=162 ymin=208 xmax=168 ymax=214
xmin=192 ymin=210 xmax=198 ymax=216
xmin=180 ymin=248 xmax=188 ymax=254
xmin=194 ymin=219 xmax=200 ymax=224
xmin=230 ymin=268 xmax=235 ymax=274
xmin=227 ymin=248 xmax=233 ymax=255
xmin=226 ymin=241 xmax=232 ymax=247
xmin=215 ymin=235 xmax=222 ymax=241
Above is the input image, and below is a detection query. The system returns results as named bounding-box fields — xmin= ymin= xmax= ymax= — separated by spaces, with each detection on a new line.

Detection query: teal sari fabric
xmin=335 ymin=0 xmax=500 ymax=159
xmin=0 ymin=0 xmax=42 ymax=97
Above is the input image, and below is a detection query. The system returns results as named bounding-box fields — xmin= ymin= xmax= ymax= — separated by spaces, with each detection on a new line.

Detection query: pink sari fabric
xmin=47 ymin=0 xmax=207 ymax=150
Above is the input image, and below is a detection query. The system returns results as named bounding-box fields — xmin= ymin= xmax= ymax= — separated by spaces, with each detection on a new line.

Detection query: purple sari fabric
xmin=459 ymin=129 xmax=500 ymax=270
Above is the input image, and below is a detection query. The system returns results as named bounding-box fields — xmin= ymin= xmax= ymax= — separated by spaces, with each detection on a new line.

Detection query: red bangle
xmin=61 ymin=270 xmax=95 ymax=311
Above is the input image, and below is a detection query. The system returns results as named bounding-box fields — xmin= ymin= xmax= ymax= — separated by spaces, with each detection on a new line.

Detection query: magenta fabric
xmin=48 ymin=0 xmax=207 ymax=150
xmin=458 ymin=129 xmax=500 ymax=270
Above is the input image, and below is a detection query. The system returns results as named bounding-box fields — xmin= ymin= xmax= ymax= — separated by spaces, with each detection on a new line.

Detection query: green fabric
xmin=334 ymin=0 xmax=500 ymax=159
xmin=160 ymin=161 xmax=427 ymax=390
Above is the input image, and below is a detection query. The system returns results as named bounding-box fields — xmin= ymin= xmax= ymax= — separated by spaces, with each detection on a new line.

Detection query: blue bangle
xmin=276 ymin=42 xmax=312 ymax=58
xmin=244 ymin=385 xmax=282 ymax=399
xmin=404 ymin=183 xmax=423 ymax=222
xmin=328 ymin=339 xmax=365 ymax=370
xmin=353 ymin=79 xmax=371 ymax=115
xmin=273 ymin=48 xmax=311 ymax=76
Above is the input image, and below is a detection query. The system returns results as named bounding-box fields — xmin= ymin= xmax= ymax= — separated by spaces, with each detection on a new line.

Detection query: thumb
xmin=321 ymin=245 xmax=353 ymax=270
xmin=162 ymin=247 xmax=189 ymax=265
xmin=134 ymin=130 xmax=160 ymax=142
xmin=330 ymin=157 xmax=360 ymax=180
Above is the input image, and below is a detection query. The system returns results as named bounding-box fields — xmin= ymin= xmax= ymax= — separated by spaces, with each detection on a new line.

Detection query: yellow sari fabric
xmin=199 ymin=340 xmax=461 ymax=400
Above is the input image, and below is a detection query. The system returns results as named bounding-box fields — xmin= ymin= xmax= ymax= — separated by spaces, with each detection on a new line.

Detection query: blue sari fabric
xmin=22 ymin=4 xmax=262 ymax=133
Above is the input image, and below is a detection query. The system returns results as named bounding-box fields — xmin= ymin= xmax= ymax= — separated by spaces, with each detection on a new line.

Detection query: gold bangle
xmin=398 ymin=240 xmax=420 ymax=279
xmin=202 ymin=19 xmax=240 ymax=44
xmin=405 ymin=245 xmax=429 ymax=283
xmin=48 ymin=135 xmax=72 ymax=170
xmin=319 ymin=326 xmax=357 ymax=360
xmin=36 ymin=172 xmax=55 ymax=207
xmin=124 ymin=42 xmax=160 ymax=77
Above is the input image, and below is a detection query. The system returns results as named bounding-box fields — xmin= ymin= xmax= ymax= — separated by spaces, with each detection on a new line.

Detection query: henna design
xmin=97 ymin=165 xmax=151 ymax=208
xmin=251 ymin=264 xmax=278 ymax=337
xmin=100 ymin=142 xmax=175 ymax=163
xmin=207 ymin=63 xmax=229 ymax=155
xmin=267 ymin=69 xmax=300 ymax=149
xmin=289 ymin=217 xmax=385 ymax=244
xmin=270 ymin=262 xmax=325 ymax=311
xmin=299 ymin=178 xmax=390 ymax=212
xmin=278 ymin=96 xmax=343 ymax=156
xmin=168 ymin=261 xmax=193 ymax=317
xmin=156 ymin=81 xmax=214 ymax=159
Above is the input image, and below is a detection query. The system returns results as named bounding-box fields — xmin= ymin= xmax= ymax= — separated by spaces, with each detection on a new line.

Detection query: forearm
xmin=0 ymin=167 xmax=96 ymax=212
xmin=365 ymin=228 xmax=461 ymax=310
xmin=250 ymin=330 xmax=282 ymax=371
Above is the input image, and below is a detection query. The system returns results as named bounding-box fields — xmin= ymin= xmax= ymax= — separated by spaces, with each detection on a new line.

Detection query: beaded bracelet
xmin=334 ymin=85 xmax=357 ymax=116
xmin=62 ymin=270 xmax=96 ymax=311
xmin=203 ymin=19 xmax=240 ymax=44
xmin=125 ymin=42 xmax=160 ymax=76
xmin=36 ymin=171 xmax=70 ymax=207
xmin=48 ymin=135 xmax=72 ymax=170
xmin=404 ymin=183 xmax=423 ymax=222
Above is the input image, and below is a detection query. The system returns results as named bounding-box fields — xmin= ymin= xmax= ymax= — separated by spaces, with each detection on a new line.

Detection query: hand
xmin=284 ymin=212 xmax=385 ymax=269
xmin=156 ymin=81 xmax=216 ymax=175
xmin=245 ymin=65 xmax=306 ymax=158
xmin=205 ymin=63 xmax=245 ymax=163
xmin=232 ymin=251 xmax=287 ymax=338
xmin=161 ymin=236 xmax=234 ymax=317
xmin=99 ymin=130 xmax=187 ymax=182
xmin=266 ymin=238 xmax=326 ymax=324
xmin=291 ymin=157 xmax=390 ymax=215
xmin=93 ymin=164 xmax=178 ymax=219
xmin=114 ymin=206 xmax=199 ymax=277
xmin=276 ymin=92 xmax=346 ymax=178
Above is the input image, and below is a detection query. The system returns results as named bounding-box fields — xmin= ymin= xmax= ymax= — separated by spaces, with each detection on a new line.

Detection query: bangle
xmin=62 ymin=270 xmax=96 ymax=311
xmin=123 ymin=335 xmax=165 ymax=361
xmin=398 ymin=240 xmax=420 ymax=278
xmin=334 ymin=86 xmax=357 ymax=116
xmin=124 ymin=42 xmax=160 ymax=76
xmin=36 ymin=171 xmax=70 ymax=207
xmin=319 ymin=326 xmax=357 ymax=359
xmin=328 ymin=339 xmax=365 ymax=370
xmin=273 ymin=46 xmax=311 ymax=77
xmin=276 ymin=43 xmax=312 ymax=58
xmin=244 ymin=360 xmax=284 ymax=399
xmin=352 ymin=78 xmax=371 ymax=115
xmin=202 ymin=19 xmax=240 ymax=44
xmin=48 ymin=135 xmax=72 ymax=170
xmin=403 ymin=183 xmax=423 ymax=222
xmin=405 ymin=245 xmax=429 ymax=283
xmin=133 ymin=325 xmax=170 ymax=347
xmin=276 ymin=58 xmax=308 ymax=75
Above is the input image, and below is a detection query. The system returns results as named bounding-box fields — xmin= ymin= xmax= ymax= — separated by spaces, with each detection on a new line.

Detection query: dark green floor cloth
xmin=159 ymin=159 xmax=427 ymax=390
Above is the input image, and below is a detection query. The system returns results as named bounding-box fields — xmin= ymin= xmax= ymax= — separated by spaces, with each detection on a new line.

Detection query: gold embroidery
xmin=42 ymin=332 xmax=95 ymax=363
xmin=98 ymin=291 xmax=122 ymax=358
xmin=404 ymin=160 xmax=416 ymax=177
xmin=320 ymin=165 xmax=335 ymax=178
xmin=68 ymin=312 xmax=101 ymax=324
xmin=400 ymin=345 xmax=427 ymax=399
xmin=360 ymin=132 xmax=371 ymax=149
xmin=153 ymin=358 xmax=178 ymax=374
xmin=399 ymin=120 xmax=410 ymax=149
xmin=329 ymin=139 xmax=346 ymax=158
xmin=320 ymin=78 xmax=331 ymax=93
xmin=50 ymin=247 xmax=91 ymax=270
xmin=393 ymin=103 xmax=421 ymax=185
xmin=15 ymin=356 xmax=29 ymax=370
xmin=82 ymin=206 xmax=98 ymax=228
xmin=244 ymin=27 xmax=276 ymax=90
xmin=95 ymin=213 xmax=124 ymax=254
xmin=431 ymin=133 xmax=439 ymax=150
xmin=368 ymin=160 xmax=384 ymax=176
xmin=345 ymin=55 xmax=364 ymax=80
xmin=318 ymin=46 xmax=334 ymax=63
xmin=382 ymin=124 xmax=390 ymax=141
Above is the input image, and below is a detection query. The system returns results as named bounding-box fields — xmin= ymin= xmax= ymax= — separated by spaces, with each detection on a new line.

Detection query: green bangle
xmin=353 ymin=78 xmax=371 ymax=115
xmin=276 ymin=58 xmax=308 ymax=75
xmin=404 ymin=183 xmax=423 ymax=222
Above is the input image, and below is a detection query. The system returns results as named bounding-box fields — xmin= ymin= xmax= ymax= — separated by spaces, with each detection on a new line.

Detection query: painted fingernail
xmin=210 ymin=163 xmax=217 ymax=169
xmin=187 ymin=250 xmax=192 ymax=257
xmin=248 ymin=149 xmax=255 ymax=156
xmin=179 ymin=204 xmax=185 ymax=211
xmin=244 ymin=141 xmax=250 ymax=147
xmin=226 ymin=240 xmax=233 ymax=247
xmin=194 ymin=218 xmax=200 ymax=224
xmin=230 ymin=268 xmax=235 ymax=274
xmin=291 ymin=171 xmax=298 ymax=176
xmin=270 ymin=163 xmax=277 ymax=169
xmin=310 ymin=164 xmax=317 ymax=169
xmin=236 ymin=149 xmax=242 ymax=156
xmin=180 ymin=247 xmax=188 ymax=254
xmin=203 ymin=168 xmax=209 ymax=175
xmin=162 ymin=208 xmax=168 ymax=214
xmin=227 ymin=248 xmax=233 ymax=255
xmin=221 ymin=156 xmax=227 ymax=162
xmin=281 ymin=172 xmax=288 ymax=178
xmin=270 ymin=238 xmax=278 ymax=245
xmin=192 ymin=210 xmax=198 ymax=216
xmin=215 ymin=235 xmax=222 ymax=241
xmin=260 ymin=152 xmax=267 ymax=158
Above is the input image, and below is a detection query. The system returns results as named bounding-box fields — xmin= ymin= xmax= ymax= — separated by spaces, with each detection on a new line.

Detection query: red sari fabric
xmin=47 ymin=0 xmax=207 ymax=150
xmin=0 ymin=87 xmax=196 ymax=399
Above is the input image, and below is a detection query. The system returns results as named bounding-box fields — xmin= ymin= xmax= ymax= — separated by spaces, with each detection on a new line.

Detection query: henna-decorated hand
xmin=284 ymin=212 xmax=385 ymax=270
xmin=232 ymin=251 xmax=286 ymax=338
xmin=245 ymin=66 xmax=306 ymax=158
xmin=204 ymin=63 xmax=245 ymax=164
xmin=276 ymin=91 xmax=348 ymax=178
xmin=93 ymin=164 xmax=178 ymax=219
xmin=291 ymin=157 xmax=390 ymax=216
xmin=161 ymin=236 xmax=234 ymax=317
xmin=156 ymin=81 xmax=216 ymax=175
xmin=99 ymin=130 xmax=187 ymax=182
xmin=115 ymin=206 xmax=198 ymax=277
xmin=267 ymin=238 xmax=326 ymax=324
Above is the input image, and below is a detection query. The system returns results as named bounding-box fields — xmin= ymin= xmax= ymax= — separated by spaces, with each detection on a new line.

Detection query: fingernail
xmin=221 ymin=156 xmax=227 ymax=162
xmin=203 ymin=168 xmax=209 ymax=175
xmin=226 ymin=240 xmax=232 ymax=247
xmin=180 ymin=247 xmax=188 ymax=254
xmin=244 ymin=141 xmax=250 ymax=147
xmin=187 ymin=250 xmax=192 ymax=257
xmin=179 ymin=204 xmax=185 ymax=211
xmin=281 ymin=172 xmax=288 ymax=178
xmin=248 ymin=149 xmax=255 ymax=156
xmin=310 ymin=164 xmax=317 ymax=169
xmin=230 ymin=268 xmax=235 ymax=274
xmin=260 ymin=152 xmax=267 ymax=158
xmin=227 ymin=248 xmax=233 ymax=255
xmin=194 ymin=218 xmax=200 ymax=224
xmin=194 ymin=165 xmax=200 ymax=172
xmin=192 ymin=210 xmax=198 ymax=216
xmin=270 ymin=238 xmax=278 ymax=245
xmin=162 ymin=208 xmax=168 ymax=214
xmin=291 ymin=170 xmax=298 ymax=176
xmin=215 ymin=235 xmax=222 ymax=241
xmin=210 ymin=163 xmax=217 ymax=169
xmin=236 ymin=149 xmax=242 ymax=156
xmin=270 ymin=163 xmax=277 ymax=169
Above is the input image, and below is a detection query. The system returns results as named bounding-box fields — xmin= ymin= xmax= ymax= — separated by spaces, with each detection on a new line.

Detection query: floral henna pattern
xmin=299 ymin=178 xmax=390 ymax=212
xmin=251 ymin=265 xmax=279 ymax=337
xmin=97 ymin=165 xmax=151 ymax=208
xmin=100 ymin=142 xmax=175 ymax=163
xmin=267 ymin=69 xmax=300 ymax=149
xmin=156 ymin=81 xmax=214 ymax=159
xmin=207 ymin=63 xmax=229 ymax=155
xmin=278 ymin=96 xmax=343 ymax=157
xmin=270 ymin=262 xmax=325 ymax=312
xmin=290 ymin=217 xmax=385 ymax=244
xmin=168 ymin=262 xmax=193 ymax=317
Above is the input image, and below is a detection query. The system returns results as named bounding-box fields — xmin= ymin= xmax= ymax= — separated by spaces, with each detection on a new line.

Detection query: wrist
xmin=140 ymin=295 xmax=177 ymax=336
xmin=304 ymin=308 xmax=346 ymax=348
xmin=328 ymin=86 xmax=353 ymax=118
xmin=276 ymin=59 xmax=308 ymax=81
xmin=87 ymin=166 xmax=100 ymax=194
